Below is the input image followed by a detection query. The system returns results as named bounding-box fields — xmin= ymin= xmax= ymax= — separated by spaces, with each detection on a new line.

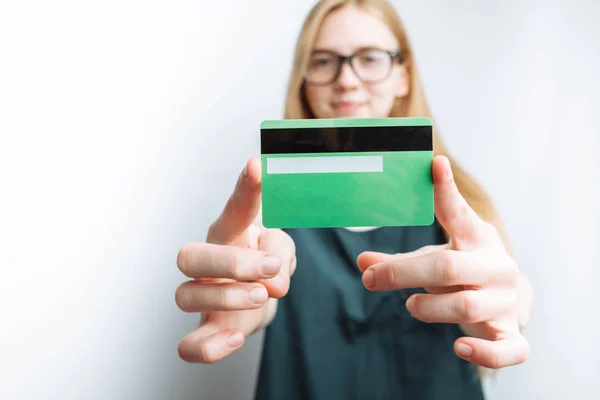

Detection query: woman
xmin=175 ymin=0 xmax=533 ymax=398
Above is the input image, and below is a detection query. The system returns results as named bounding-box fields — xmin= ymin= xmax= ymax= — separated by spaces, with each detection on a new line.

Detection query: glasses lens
xmin=352 ymin=49 xmax=392 ymax=82
xmin=306 ymin=52 xmax=339 ymax=84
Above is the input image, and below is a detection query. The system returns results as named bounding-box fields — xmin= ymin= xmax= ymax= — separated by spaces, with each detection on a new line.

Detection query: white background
xmin=0 ymin=1 xmax=598 ymax=399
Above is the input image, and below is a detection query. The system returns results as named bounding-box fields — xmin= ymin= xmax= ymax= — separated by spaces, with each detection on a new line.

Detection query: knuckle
xmin=387 ymin=264 xmax=399 ymax=287
xmin=227 ymin=251 xmax=240 ymax=279
xmin=207 ymin=248 xmax=218 ymax=273
xmin=490 ymin=348 xmax=502 ymax=369
xmin=218 ymin=287 xmax=236 ymax=310
xmin=458 ymin=292 xmax=479 ymax=323
xmin=436 ymin=251 xmax=460 ymax=284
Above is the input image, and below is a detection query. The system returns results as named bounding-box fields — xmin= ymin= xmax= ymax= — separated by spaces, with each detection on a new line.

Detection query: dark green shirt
xmin=254 ymin=221 xmax=484 ymax=400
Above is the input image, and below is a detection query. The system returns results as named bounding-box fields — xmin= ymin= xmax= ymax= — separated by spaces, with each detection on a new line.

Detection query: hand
xmin=175 ymin=157 xmax=296 ymax=364
xmin=357 ymin=155 xmax=531 ymax=369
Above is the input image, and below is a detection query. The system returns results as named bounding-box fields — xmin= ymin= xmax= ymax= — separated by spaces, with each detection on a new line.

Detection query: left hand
xmin=357 ymin=155 xmax=531 ymax=369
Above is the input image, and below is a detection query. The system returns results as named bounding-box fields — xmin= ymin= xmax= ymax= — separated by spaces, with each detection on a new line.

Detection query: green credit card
xmin=260 ymin=117 xmax=434 ymax=229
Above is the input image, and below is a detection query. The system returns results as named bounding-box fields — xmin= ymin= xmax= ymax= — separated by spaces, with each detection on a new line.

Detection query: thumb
xmin=432 ymin=155 xmax=484 ymax=242
xmin=207 ymin=157 xmax=262 ymax=245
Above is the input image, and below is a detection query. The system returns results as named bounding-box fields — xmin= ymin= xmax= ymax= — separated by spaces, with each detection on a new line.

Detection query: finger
xmin=207 ymin=157 xmax=262 ymax=245
xmin=454 ymin=333 xmax=530 ymax=369
xmin=257 ymin=229 xmax=296 ymax=298
xmin=405 ymin=289 xmax=517 ymax=324
xmin=432 ymin=156 xmax=487 ymax=245
xmin=362 ymin=249 xmax=517 ymax=291
xmin=175 ymin=281 xmax=269 ymax=312
xmin=178 ymin=321 xmax=245 ymax=364
xmin=177 ymin=242 xmax=281 ymax=280
xmin=358 ymin=245 xmax=456 ymax=295
xmin=356 ymin=244 xmax=447 ymax=273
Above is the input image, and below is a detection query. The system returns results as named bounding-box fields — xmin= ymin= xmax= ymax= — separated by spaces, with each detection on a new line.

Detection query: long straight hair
xmin=283 ymin=0 xmax=510 ymax=252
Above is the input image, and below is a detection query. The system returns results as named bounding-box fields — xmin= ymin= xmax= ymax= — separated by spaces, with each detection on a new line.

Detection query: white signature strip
xmin=266 ymin=155 xmax=383 ymax=174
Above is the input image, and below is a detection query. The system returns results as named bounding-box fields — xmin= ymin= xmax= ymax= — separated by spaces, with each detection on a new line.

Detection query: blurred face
xmin=304 ymin=6 xmax=409 ymax=119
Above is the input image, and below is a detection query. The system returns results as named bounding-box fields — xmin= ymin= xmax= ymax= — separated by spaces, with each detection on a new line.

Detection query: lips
xmin=331 ymin=101 xmax=367 ymax=112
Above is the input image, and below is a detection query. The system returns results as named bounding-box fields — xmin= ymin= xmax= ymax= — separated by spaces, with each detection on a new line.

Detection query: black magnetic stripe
xmin=261 ymin=125 xmax=432 ymax=154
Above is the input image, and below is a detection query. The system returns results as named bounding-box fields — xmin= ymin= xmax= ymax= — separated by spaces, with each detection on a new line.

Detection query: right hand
xmin=175 ymin=157 xmax=296 ymax=363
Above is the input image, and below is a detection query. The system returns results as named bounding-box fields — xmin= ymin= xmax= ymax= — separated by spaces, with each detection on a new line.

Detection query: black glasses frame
xmin=304 ymin=48 xmax=406 ymax=86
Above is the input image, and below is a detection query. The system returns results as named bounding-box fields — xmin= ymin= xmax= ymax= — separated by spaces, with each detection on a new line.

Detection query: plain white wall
xmin=0 ymin=1 xmax=598 ymax=399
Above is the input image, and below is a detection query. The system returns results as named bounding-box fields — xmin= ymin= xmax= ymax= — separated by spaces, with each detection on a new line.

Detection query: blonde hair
xmin=284 ymin=0 xmax=510 ymax=252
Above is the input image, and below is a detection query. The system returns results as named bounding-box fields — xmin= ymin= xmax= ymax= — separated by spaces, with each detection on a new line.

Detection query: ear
xmin=394 ymin=65 xmax=410 ymax=98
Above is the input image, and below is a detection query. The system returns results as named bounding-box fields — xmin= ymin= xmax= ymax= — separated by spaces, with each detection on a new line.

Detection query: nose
xmin=334 ymin=61 xmax=361 ymax=89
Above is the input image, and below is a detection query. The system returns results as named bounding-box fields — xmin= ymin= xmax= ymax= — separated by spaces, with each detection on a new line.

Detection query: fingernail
xmin=405 ymin=295 xmax=414 ymax=311
xmin=456 ymin=343 xmax=472 ymax=358
xmin=226 ymin=332 xmax=244 ymax=348
xmin=249 ymin=286 xmax=267 ymax=304
xmin=363 ymin=270 xmax=375 ymax=289
xmin=262 ymin=256 xmax=280 ymax=275
xmin=242 ymin=165 xmax=248 ymax=177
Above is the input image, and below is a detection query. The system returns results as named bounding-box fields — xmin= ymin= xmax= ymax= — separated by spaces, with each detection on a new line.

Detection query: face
xmin=304 ymin=6 xmax=409 ymax=119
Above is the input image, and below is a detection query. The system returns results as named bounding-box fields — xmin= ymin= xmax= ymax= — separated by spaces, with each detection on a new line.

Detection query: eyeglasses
xmin=304 ymin=47 xmax=405 ymax=86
